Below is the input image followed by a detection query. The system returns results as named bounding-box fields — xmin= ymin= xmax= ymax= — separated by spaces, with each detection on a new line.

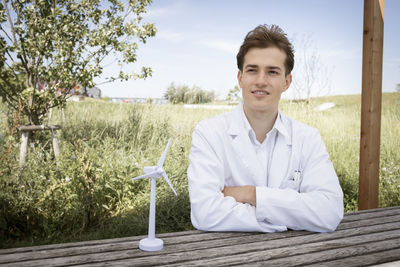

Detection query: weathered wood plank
xmin=162 ymin=232 xmax=400 ymax=267
xmin=0 ymin=230 xmax=200 ymax=255
xmin=307 ymin=248 xmax=400 ymax=267
xmin=7 ymin=221 xmax=399 ymax=267
xmin=2 ymin=209 xmax=400 ymax=265
xmin=1 ymin=206 xmax=399 ymax=266
xmin=345 ymin=206 xmax=399 ymax=216
xmin=3 ymin=214 xmax=400 ymax=265
xmin=0 ymin=232 xmax=261 ymax=261
xmin=371 ymin=259 xmax=400 ymax=267
xmin=2 ymin=206 xmax=397 ymax=255
xmin=252 ymin=239 xmax=400 ymax=267
xmin=0 ymin=230 xmax=252 ymax=256
xmin=342 ymin=206 xmax=400 ymax=222
xmin=338 ymin=213 xmax=400 ymax=230
xmin=0 ymin=231 xmax=308 ymax=265
xmin=1 ymin=206 xmax=397 ymax=256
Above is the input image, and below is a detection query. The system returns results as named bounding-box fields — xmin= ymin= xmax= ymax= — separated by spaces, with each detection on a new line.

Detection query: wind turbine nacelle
xmin=144 ymin=166 xmax=156 ymax=174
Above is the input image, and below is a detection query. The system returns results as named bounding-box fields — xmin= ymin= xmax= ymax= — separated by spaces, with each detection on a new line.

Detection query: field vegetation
xmin=0 ymin=92 xmax=399 ymax=248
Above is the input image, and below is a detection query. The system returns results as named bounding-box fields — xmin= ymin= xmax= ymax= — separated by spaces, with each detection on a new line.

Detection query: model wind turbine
xmin=131 ymin=138 xmax=177 ymax=252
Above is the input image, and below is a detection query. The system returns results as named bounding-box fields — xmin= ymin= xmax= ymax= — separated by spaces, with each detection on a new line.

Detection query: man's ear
xmin=283 ymin=73 xmax=292 ymax=92
xmin=237 ymin=70 xmax=243 ymax=87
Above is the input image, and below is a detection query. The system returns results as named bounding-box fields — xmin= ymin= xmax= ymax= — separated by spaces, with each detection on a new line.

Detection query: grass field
xmin=0 ymin=92 xmax=399 ymax=248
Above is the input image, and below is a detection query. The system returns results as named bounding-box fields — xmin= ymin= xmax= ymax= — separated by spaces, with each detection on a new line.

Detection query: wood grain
xmin=1 ymin=206 xmax=399 ymax=267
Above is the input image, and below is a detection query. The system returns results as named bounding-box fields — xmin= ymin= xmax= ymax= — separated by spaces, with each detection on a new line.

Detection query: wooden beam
xmin=359 ymin=0 xmax=384 ymax=210
xmin=19 ymin=125 xmax=62 ymax=131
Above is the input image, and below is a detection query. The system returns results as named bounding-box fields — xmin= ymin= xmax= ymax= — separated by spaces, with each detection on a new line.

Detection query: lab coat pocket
xmin=280 ymin=171 xmax=302 ymax=192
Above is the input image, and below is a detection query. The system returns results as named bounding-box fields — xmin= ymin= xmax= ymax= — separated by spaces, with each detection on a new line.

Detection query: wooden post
xmin=19 ymin=131 xmax=30 ymax=168
xmin=359 ymin=0 xmax=384 ymax=210
xmin=51 ymin=129 xmax=60 ymax=159
xmin=18 ymin=125 xmax=62 ymax=167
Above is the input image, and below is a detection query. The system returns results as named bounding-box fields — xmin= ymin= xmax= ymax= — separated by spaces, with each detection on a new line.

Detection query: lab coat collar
xmin=275 ymin=111 xmax=292 ymax=146
xmin=226 ymin=104 xmax=244 ymax=136
xmin=227 ymin=104 xmax=292 ymax=146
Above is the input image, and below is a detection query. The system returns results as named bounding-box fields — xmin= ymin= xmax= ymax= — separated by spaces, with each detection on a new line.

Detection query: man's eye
xmin=269 ymin=71 xmax=279 ymax=75
xmin=247 ymin=69 xmax=256 ymax=72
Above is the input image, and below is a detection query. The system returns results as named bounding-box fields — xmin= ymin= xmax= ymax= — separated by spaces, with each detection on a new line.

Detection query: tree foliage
xmin=164 ymin=83 xmax=215 ymax=104
xmin=226 ymin=85 xmax=241 ymax=103
xmin=0 ymin=0 xmax=156 ymax=124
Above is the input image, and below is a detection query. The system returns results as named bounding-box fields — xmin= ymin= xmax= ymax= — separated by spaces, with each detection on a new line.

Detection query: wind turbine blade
xmin=131 ymin=171 xmax=158 ymax=181
xmin=157 ymin=138 xmax=172 ymax=168
xmin=162 ymin=172 xmax=177 ymax=196
xmin=131 ymin=174 xmax=150 ymax=180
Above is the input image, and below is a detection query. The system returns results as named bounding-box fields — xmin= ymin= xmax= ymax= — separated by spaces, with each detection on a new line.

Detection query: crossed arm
xmin=223 ymin=186 xmax=256 ymax=206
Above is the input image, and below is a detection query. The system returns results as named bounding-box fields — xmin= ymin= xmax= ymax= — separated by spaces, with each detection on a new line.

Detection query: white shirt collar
xmin=240 ymin=104 xmax=290 ymax=144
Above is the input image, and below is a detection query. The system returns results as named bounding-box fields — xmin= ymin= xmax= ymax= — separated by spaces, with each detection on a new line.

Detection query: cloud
xmin=143 ymin=1 xmax=187 ymax=19
xmin=202 ymin=40 xmax=240 ymax=54
xmin=144 ymin=7 xmax=172 ymax=18
xmin=157 ymin=30 xmax=184 ymax=42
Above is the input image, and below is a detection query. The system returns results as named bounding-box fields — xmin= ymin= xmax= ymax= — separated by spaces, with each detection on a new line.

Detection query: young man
xmin=187 ymin=25 xmax=343 ymax=233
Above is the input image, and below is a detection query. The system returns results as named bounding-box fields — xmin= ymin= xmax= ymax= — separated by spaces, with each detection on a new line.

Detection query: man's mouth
xmin=252 ymin=90 xmax=270 ymax=95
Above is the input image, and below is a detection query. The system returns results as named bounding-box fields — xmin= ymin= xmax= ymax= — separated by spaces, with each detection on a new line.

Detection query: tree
xmin=290 ymin=35 xmax=332 ymax=103
xmin=164 ymin=83 xmax=215 ymax=104
xmin=164 ymin=83 xmax=189 ymax=104
xmin=226 ymin=85 xmax=241 ymax=103
xmin=0 ymin=0 xmax=156 ymax=125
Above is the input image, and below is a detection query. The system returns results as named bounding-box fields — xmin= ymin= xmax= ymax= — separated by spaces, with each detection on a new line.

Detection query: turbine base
xmin=139 ymin=238 xmax=163 ymax=251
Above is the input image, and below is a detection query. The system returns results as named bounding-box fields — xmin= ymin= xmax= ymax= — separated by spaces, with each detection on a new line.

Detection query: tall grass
xmin=0 ymin=93 xmax=399 ymax=248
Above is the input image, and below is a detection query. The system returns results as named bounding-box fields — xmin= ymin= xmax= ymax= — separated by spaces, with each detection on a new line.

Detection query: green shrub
xmin=0 ymin=93 xmax=399 ymax=248
xmin=0 ymin=103 xmax=192 ymax=247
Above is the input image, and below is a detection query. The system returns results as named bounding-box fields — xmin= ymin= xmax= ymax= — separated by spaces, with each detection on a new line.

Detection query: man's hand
xmin=223 ymin=186 xmax=256 ymax=206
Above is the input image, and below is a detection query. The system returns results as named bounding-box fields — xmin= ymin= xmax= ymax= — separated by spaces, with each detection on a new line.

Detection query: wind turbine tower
xmin=131 ymin=138 xmax=177 ymax=251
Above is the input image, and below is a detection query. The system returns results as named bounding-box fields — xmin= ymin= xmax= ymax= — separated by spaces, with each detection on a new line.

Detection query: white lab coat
xmin=188 ymin=104 xmax=344 ymax=233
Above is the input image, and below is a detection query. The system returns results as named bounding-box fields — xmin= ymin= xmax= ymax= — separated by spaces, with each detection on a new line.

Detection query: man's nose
xmin=255 ymin=71 xmax=268 ymax=87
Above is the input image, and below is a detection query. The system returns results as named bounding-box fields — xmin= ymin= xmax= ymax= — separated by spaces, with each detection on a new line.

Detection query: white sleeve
xmin=255 ymin=129 xmax=344 ymax=232
xmin=188 ymin=124 xmax=286 ymax=232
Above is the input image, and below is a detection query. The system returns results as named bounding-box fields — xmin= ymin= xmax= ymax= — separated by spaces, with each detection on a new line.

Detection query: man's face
xmin=238 ymin=47 xmax=292 ymax=114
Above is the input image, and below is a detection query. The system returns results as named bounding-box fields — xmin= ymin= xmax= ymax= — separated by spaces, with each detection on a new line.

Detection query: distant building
xmin=110 ymin=97 xmax=168 ymax=104
xmin=82 ymin=87 xmax=102 ymax=99
xmin=36 ymin=81 xmax=102 ymax=100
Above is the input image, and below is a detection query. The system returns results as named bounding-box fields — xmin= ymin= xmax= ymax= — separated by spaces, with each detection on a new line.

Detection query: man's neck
xmin=243 ymin=104 xmax=278 ymax=143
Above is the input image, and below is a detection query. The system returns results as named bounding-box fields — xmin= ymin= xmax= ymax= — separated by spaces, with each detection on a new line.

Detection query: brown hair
xmin=236 ymin=24 xmax=294 ymax=75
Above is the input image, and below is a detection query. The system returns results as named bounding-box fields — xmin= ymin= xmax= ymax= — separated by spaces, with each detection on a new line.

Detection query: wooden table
xmin=1 ymin=206 xmax=400 ymax=266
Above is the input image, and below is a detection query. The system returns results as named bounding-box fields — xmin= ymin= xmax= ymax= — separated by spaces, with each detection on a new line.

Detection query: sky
xmin=97 ymin=0 xmax=400 ymax=100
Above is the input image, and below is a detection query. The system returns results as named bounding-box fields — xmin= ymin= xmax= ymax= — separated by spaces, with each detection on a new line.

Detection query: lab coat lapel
xmin=227 ymin=105 xmax=264 ymax=184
